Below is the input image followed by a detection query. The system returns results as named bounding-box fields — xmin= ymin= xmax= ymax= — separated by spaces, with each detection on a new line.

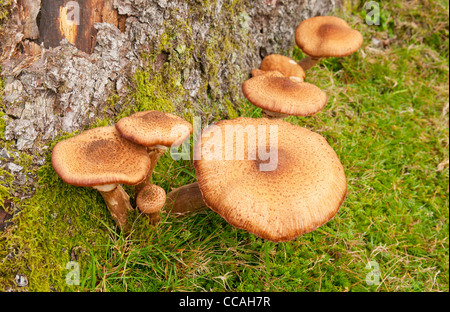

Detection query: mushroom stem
xmin=165 ymin=182 xmax=208 ymax=216
xmin=298 ymin=56 xmax=322 ymax=70
xmin=146 ymin=211 xmax=161 ymax=225
xmin=93 ymin=184 xmax=133 ymax=231
xmin=261 ymin=110 xmax=290 ymax=119
xmin=135 ymin=145 xmax=168 ymax=196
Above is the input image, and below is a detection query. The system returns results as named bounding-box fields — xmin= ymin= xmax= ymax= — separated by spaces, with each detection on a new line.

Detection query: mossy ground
xmin=0 ymin=0 xmax=448 ymax=292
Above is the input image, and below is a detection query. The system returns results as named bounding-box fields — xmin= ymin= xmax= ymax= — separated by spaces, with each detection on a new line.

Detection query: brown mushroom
xmin=242 ymin=72 xmax=327 ymax=118
xmin=136 ymin=184 xmax=166 ymax=225
xmin=259 ymin=54 xmax=306 ymax=82
xmin=251 ymin=69 xmax=284 ymax=78
xmin=115 ymin=110 xmax=193 ymax=195
xmin=51 ymin=126 xmax=150 ymax=230
xmin=295 ymin=16 xmax=363 ymax=70
xmin=193 ymin=117 xmax=347 ymax=242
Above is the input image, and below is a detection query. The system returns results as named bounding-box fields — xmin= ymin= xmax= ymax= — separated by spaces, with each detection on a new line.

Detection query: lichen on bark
xmin=1 ymin=0 xmax=337 ymax=154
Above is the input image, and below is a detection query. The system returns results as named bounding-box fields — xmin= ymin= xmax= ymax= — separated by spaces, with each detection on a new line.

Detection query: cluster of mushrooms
xmin=52 ymin=111 xmax=193 ymax=231
xmin=242 ymin=15 xmax=363 ymax=119
xmin=51 ymin=16 xmax=362 ymax=242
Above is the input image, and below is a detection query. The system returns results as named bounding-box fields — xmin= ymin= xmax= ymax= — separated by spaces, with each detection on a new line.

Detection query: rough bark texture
xmin=1 ymin=0 xmax=337 ymax=155
xmin=38 ymin=0 xmax=125 ymax=53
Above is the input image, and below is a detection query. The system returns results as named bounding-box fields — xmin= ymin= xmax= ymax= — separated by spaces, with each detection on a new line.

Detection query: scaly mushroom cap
xmin=115 ymin=110 xmax=193 ymax=147
xmin=193 ymin=117 xmax=347 ymax=242
xmin=136 ymin=184 xmax=166 ymax=214
xmin=51 ymin=126 xmax=150 ymax=187
xmin=295 ymin=16 xmax=363 ymax=58
xmin=259 ymin=54 xmax=306 ymax=80
xmin=242 ymin=73 xmax=327 ymax=116
xmin=251 ymin=69 xmax=284 ymax=78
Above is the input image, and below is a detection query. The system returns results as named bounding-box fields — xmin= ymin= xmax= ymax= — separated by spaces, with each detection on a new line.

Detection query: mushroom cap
xmin=251 ymin=69 xmax=284 ymax=78
xmin=136 ymin=184 xmax=166 ymax=214
xmin=51 ymin=126 xmax=150 ymax=187
xmin=193 ymin=117 xmax=347 ymax=242
xmin=115 ymin=110 xmax=193 ymax=147
xmin=259 ymin=54 xmax=306 ymax=80
xmin=295 ymin=16 xmax=363 ymax=58
xmin=242 ymin=73 xmax=327 ymax=116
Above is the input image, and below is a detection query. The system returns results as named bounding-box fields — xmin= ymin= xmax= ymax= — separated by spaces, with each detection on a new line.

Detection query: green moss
xmin=0 ymin=113 xmax=5 ymax=142
xmin=0 ymin=168 xmax=12 ymax=210
xmin=113 ymin=0 xmax=250 ymax=122
xmin=0 ymin=133 xmax=120 ymax=291
xmin=0 ymin=1 xmax=11 ymax=28
xmin=224 ymin=98 xmax=239 ymax=120
xmin=0 ymin=79 xmax=10 ymax=210
xmin=115 ymin=19 xmax=195 ymax=120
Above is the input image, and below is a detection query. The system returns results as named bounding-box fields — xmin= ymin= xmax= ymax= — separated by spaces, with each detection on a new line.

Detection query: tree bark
xmin=1 ymin=0 xmax=338 ymax=154
xmin=18 ymin=0 xmax=40 ymax=40
xmin=37 ymin=0 xmax=125 ymax=54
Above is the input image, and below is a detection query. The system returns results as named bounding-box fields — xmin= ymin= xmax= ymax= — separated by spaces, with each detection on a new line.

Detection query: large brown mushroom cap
xmin=51 ymin=126 xmax=150 ymax=187
xmin=242 ymin=73 xmax=327 ymax=116
xmin=295 ymin=16 xmax=363 ymax=58
xmin=115 ymin=110 xmax=193 ymax=147
xmin=193 ymin=117 xmax=347 ymax=242
xmin=259 ymin=54 xmax=306 ymax=80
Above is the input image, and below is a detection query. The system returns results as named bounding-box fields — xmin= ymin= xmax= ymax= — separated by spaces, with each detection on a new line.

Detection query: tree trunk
xmin=37 ymin=0 xmax=125 ymax=54
xmin=1 ymin=0 xmax=337 ymax=155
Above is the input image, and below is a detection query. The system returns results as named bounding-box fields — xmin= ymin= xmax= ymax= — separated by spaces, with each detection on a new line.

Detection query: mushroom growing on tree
xmin=193 ymin=117 xmax=347 ymax=242
xmin=242 ymin=71 xmax=327 ymax=119
xmin=37 ymin=0 xmax=126 ymax=54
xmin=136 ymin=184 xmax=166 ymax=225
xmin=115 ymin=110 xmax=193 ymax=196
xmin=51 ymin=126 xmax=150 ymax=230
xmin=295 ymin=16 xmax=363 ymax=70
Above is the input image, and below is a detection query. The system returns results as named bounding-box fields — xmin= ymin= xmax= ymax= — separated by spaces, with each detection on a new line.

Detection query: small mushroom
xmin=115 ymin=110 xmax=193 ymax=195
xmin=258 ymin=54 xmax=306 ymax=82
xmin=51 ymin=126 xmax=151 ymax=231
xmin=242 ymin=71 xmax=327 ymax=118
xmin=193 ymin=117 xmax=347 ymax=242
xmin=295 ymin=16 xmax=363 ymax=70
xmin=136 ymin=184 xmax=166 ymax=225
